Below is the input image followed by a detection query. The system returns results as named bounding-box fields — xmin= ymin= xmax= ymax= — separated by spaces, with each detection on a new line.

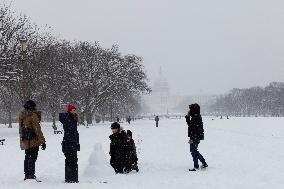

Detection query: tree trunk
xmin=8 ymin=110 xmax=12 ymax=128
xmin=86 ymin=108 xmax=92 ymax=125
xmin=52 ymin=111 xmax=57 ymax=130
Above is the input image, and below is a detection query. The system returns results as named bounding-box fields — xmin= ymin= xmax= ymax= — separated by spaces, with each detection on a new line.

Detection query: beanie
xmin=67 ymin=105 xmax=76 ymax=112
xmin=111 ymin=122 xmax=120 ymax=129
xmin=24 ymin=100 xmax=36 ymax=111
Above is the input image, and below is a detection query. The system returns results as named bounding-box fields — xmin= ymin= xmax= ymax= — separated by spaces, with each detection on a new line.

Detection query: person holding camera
xmin=185 ymin=103 xmax=208 ymax=171
xmin=19 ymin=100 xmax=46 ymax=181
xmin=60 ymin=105 xmax=80 ymax=183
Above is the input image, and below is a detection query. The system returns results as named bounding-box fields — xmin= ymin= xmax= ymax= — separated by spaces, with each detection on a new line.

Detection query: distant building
xmin=141 ymin=68 xmax=183 ymax=114
xmin=141 ymin=68 xmax=218 ymax=115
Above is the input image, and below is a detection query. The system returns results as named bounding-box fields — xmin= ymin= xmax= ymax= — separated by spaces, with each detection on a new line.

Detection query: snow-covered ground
xmin=1 ymin=117 xmax=284 ymax=189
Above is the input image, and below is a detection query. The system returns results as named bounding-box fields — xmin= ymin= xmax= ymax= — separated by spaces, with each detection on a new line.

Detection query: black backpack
xmin=22 ymin=127 xmax=36 ymax=140
xmin=21 ymin=113 xmax=37 ymax=140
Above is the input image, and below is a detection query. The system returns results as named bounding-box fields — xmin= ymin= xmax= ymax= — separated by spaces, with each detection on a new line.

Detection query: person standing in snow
xmin=155 ymin=115 xmax=159 ymax=127
xmin=185 ymin=103 xmax=208 ymax=171
xmin=124 ymin=130 xmax=139 ymax=173
xmin=19 ymin=100 xmax=46 ymax=180
xmin=109 ymin=122 xmax=127 ymax=173
xmin=59 ymin=105 xmax=80 ymax=183
xmin=127 ymin=116 xmax=131 ymax=124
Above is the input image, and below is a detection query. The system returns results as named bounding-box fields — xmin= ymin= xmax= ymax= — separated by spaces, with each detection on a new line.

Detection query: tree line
xmin=209 ymin=82 xmax=284 ymax=117
xmin=0 ymin=3 xmax=150 ymax=128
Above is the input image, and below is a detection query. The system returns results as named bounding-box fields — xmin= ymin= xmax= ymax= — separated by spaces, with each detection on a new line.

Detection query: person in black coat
xmin=109 ymin=122 xmax=127 ymax=173
xmin=124 ymin=130 xmax=139 ymax=173
xmin=155 ymin=116 xmax=159 ymax=127
xmin=59 ymin=105 xmax=80 ymax=183
xmin=185 ymin=103 xmax=208 ymax=171
xmin=127 ymin=116 xmax=131 ymax=124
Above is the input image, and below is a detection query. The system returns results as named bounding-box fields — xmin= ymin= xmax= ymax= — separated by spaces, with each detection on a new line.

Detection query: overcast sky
xmin=10 ymin=0 xmax=284 ymax=95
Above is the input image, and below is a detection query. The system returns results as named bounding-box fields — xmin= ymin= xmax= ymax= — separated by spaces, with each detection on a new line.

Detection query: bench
xmin=0 ymin=139 xmax=5 ymax=145
xmin=54 ymin=130 xmax=63 ymax=134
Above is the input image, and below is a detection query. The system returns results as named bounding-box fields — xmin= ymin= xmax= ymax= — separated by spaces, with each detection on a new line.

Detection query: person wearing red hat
xmin=67 ymin=105 xmax=76 ymax=112
xmin=59 ymin=104 xmax=80 ymax=183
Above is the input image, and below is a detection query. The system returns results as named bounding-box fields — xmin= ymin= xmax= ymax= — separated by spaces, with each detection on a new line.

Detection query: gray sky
xmin=10 ymin=0 xmax=284 ymax=95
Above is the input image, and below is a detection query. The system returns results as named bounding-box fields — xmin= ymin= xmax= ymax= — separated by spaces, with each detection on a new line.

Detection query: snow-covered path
xmin=1 ymin=117 xmax=284 ymax=189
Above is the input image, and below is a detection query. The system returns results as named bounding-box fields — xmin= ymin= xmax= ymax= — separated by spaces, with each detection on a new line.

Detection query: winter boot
xmin=201 ymin=162 xmax=208 ymax=169
xmin=24 ymin=175 xmax=36 ymax=180
xmin=189 ymin=165 xmax=199 ymax=171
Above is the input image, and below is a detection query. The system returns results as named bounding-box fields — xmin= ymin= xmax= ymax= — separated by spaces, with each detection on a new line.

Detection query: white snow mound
xmin=83 ymin=143 xmax=114 ymax=179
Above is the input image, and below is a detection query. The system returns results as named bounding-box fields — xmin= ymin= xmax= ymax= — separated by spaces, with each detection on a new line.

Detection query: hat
xmin=127 ymin=130 xmax=132 ymax=138
xmin=189 ymin=103 xmax=200 ymax=116
xmin=111 ymin=122 xmax=120 ymax=129
xmin=67 ymin=105 xmax=76 ymax=112
xmin=24 ymin=100 xmax=36 ymax=111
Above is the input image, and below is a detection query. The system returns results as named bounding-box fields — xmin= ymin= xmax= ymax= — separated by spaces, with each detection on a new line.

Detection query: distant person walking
xmin=19 ymin=100 xmax=46 ymax=181
xmin=155 ymin=116 xmax=159 ymax=127
xmin=185 ymin=103 xmax=208 ymax=171
xmin=59 ymin=105 xmax=80 ymax=183
xmin=127 ymin=116 xmax=131 ymax=124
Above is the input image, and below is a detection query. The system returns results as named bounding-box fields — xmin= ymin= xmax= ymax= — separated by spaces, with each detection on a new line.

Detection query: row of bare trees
xmin=0 ymin=3 xmax=150 ymax=128
xmin=210 ymin=82 xmax=284 ymax=117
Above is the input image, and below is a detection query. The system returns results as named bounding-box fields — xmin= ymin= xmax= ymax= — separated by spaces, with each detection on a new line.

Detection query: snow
xmin=1 ymin=117 xmax=284 ymax=189
xmin=83 ymin=143 xmax=114 ymax=179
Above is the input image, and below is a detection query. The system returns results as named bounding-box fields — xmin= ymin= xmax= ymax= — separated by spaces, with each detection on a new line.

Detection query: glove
xmin=188 ymin=139 xmax=193 ymax=144
xmin=41 ymin=142 xmax=46 ymax=150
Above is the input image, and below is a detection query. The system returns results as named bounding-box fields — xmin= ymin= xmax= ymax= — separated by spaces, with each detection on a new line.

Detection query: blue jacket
xmin=59 ymin=112 xmax=80 ymax=153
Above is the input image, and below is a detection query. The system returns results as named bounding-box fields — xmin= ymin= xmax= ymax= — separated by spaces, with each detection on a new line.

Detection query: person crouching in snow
xmin=185 ymin=103 xmax=208 ymax=171
xmin=109 ymin=122 xmax=127 ymax=174
xmin=60 ymin=105 xmax=80 ymax=183
xmin=19 ymin=100 xmax=46 ymax=181
xmin=124 ymin=130 xmax=139 ymax=173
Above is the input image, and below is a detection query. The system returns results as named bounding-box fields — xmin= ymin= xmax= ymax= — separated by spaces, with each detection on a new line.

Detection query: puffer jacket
xmin=187 ymin=114 xmax=204 ymax=141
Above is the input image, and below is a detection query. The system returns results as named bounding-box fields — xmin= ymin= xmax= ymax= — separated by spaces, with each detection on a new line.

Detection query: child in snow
xmin=109 ymin=122 xmax=127 ymax=173
xmin=124 ymin=130 xmax=139 ymax=173
xmin=185 ymin=103 xmax=208 ymax=171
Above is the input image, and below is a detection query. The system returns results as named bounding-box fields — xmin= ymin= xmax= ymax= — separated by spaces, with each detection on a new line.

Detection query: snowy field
xmin=1 ymin=117 xmax=284 ymax=189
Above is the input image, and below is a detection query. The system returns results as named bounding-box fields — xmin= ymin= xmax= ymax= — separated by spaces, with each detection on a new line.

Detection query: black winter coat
xmin=125 ymin=139 xmax=138 ymax=166
xmin=109 ymin=131 xmax=127 ymax=166
xmin=186 ymin=114 xmax=204 ymax=141
xmin=59 ymin=112 xmax=80 ymax=153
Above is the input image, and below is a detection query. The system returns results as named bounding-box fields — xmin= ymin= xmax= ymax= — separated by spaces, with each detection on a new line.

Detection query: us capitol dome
xmin=141 ymin=68 xmax=182 ymax=114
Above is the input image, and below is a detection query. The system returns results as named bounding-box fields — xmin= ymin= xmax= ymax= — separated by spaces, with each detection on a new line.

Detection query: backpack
xmin=21 ymin=113 xmax=37 ymax=140
xmin=22 ymin=127 xmax=36 ymax=140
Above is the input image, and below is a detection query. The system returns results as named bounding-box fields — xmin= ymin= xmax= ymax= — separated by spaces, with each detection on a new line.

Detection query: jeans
xmin=24 ymin=146 xmax=39 ymax=177
xmin=190 ymin=141 xmax=206 ymax=168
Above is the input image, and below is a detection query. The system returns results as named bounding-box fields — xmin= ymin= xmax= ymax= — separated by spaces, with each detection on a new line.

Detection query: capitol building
xmin=141 ymin=69 xmax=183 ymax=114
xmin=141 ymin=69 xmax=217 ymax=115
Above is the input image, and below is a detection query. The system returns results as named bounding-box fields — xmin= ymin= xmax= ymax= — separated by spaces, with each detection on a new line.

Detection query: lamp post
xmin=19 ymin=38 xmax=28 ymax=101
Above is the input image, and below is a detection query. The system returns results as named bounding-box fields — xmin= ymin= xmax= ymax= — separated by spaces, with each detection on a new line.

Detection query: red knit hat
xmin=67 ymin=105 xmax=76 ymax=112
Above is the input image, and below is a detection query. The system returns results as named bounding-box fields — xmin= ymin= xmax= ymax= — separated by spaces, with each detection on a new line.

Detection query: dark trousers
xmin=156 ymin=122 xmax=158 ymax=127
xmin=190 ymin=141 xmax=206 ymax=168
xmin=24 ymin=146 xmax=39 ymax=177
xmin=64 ymin=151 xmax=78 ymax=183
xmin=110 ymin=158 xmax=124 ymax=173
